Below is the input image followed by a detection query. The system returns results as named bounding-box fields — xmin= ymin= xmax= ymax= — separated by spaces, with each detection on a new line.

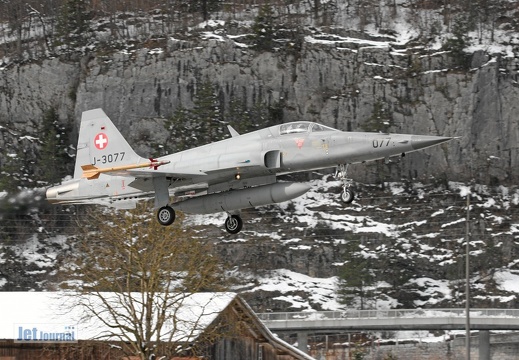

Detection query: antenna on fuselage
xmin=227 ymin=125 xmax=240 ymax=137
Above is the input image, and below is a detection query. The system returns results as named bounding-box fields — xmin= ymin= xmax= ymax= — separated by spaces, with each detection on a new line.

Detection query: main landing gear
xmin=224 ymin=214 xmax=243 ymax=234
xmin=336 ymin=164 xmax=355 ymax=204
xmin=156 ymin=206 xmax=244 ymax=234
xmin=157 ymin=206 xmax=175 ymax=226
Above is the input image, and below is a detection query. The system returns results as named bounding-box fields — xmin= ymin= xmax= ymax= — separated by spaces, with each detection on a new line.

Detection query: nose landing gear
xmin=336 ymin=164 xmax=355 ymax=204
xmin=341 ymin=187 xmax=355 ymax=204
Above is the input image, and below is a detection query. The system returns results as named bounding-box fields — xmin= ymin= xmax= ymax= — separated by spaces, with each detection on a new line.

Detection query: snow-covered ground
xmin=4 ymin=177 xmax=518 ymax=312
xmin=183 ymin=177 xmax=519 ymax=313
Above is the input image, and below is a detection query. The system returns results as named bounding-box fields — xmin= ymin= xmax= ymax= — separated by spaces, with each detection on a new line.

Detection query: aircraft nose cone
xmin=411 ymin=135 xmax=453 ymax=151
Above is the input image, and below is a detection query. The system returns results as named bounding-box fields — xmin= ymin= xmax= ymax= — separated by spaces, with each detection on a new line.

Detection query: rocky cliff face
xmin=1 ymin=4 xmax=519 ymax=312
xmin=1 ymin=30 xmax=518 ymax=184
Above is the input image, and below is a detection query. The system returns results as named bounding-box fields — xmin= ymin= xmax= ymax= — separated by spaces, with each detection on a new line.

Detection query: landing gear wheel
xmin=341 ymin=188 xmax=355 ymax=204
xmin=336 ymin=164 xmax=355 ymax=205
xmin=157 ymin=206 xmax=175 ymax=226
xmin=225 ymin=215 xmax=243 ymax=234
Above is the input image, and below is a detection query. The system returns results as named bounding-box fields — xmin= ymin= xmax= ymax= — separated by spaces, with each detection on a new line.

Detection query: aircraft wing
xmin=127 ymin=163 xmax=273 ymax=195
xmin=81 ymin=162 xmax=207 ymax=180
xmin=127 ymin=168 xmax=207 ymax=178
xmin=126 ymin=162 xmax=265 ymax=179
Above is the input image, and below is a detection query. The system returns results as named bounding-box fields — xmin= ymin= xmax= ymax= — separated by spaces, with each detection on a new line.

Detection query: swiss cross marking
xmin=94 ymin=133 xmax=108 ymax=150
xmin=295 ymin=138 xmax=305 ymax=149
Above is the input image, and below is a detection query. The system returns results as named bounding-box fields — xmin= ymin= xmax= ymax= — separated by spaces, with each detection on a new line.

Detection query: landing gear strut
xmin=336 ymin=164 xmax=355 ymax=204
xmin=224 ymin=214 xmax=243 ymax=234
xmin=157 ymin=206 xmax=176 ymax=226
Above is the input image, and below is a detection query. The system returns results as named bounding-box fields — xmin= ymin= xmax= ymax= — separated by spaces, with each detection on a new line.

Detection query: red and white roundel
xmin=94 ymin=133 xmax=108 ymax=150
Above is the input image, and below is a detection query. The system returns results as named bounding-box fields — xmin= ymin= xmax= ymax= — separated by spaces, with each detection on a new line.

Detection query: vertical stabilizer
xmin=73 ymin=109 xmax=144 ymax=179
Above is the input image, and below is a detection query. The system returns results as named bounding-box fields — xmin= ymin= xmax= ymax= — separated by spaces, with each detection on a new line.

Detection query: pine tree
xmin=0 ymin=154 xmax=20 ymax=193
xmin=56 ymin=0 xmax=89 ymax=47
xmin=338 ymin=239 xmax=378 ymax=309
xmin=226 ymin=98 xmax=282 ymax=135
xmin=164 ymin=82 xmax=283 ymax=154
xmin=165 ymin=80 xmax=224 ymax=153
xmin=38 ymin=107 xmax=73 ymax=185
xmin=251 ymin=5 xmax=276 ymax=51
xmin=191 ymin=80 xmax=224 ymax=144
xmin=442 ymin=16 xmax=471 ymax=69
xmin=377 ymin=240 xmax=419 ymax=308
xmin=362 ymin=101 xmax=393 ymax=133
xmin=198 ymin=0 xmax=221 ymax=21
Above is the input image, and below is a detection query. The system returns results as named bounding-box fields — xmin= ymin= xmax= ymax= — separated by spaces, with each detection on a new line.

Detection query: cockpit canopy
xmin=279 ymin=122 xmax=337 ymax=135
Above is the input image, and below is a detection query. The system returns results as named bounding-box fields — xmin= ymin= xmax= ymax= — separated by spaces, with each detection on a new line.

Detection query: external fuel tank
xmin=172 ymin=182 xmax=311 ymax=214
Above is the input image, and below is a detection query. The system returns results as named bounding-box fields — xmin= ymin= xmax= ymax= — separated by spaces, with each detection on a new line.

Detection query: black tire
xmin=225 ymin=215 xmax=243 ymax=234
xmin=157 ymin=206 xmax=175 ymax=226
xmin=341 ymin=188 xmax=355 ymax=204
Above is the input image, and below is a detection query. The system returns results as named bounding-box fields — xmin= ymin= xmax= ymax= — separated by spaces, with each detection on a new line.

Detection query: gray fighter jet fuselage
xmin=46 ymin=109 xmax=453 ymax=233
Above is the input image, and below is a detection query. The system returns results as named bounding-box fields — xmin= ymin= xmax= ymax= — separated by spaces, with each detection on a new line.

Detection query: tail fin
xmin=73 ymin=109 xmax=144 ymax=179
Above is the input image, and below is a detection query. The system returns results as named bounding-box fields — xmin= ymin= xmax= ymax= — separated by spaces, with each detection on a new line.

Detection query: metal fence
xmin=257 ymin=308 xmax=519 ymax=322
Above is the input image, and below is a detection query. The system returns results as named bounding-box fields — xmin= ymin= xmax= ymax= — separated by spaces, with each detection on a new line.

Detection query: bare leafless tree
xmin=60 ymin=203 xmax=229 ymax=359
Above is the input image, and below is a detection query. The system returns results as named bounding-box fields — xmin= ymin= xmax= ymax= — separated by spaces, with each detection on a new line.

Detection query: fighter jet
xmin=46 ymin=108 xmax=453 ymax=234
